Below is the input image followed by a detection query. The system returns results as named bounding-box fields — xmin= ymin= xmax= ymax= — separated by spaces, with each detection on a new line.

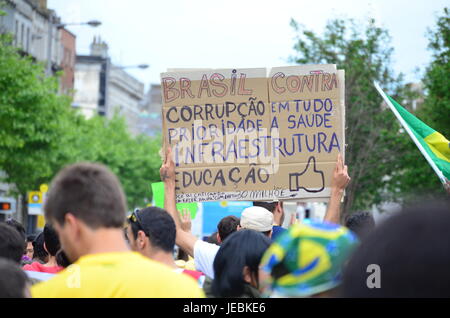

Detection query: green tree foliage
xmin=289 ymin=18 xmax=405 ymax=213
xmin=0 ymin=30 xmax=161 ymax=211
xmin=51 ymin=113 xmax=162 ymax=209
xmin=388 ymin=8 xmax=449 ymax=199
xmin=0 ymin=33 xmax=72 ymax=195
xmin=422 ymin=7 xmax=450 ymax=137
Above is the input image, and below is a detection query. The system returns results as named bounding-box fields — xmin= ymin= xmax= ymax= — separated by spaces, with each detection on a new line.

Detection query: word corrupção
xmin=165 ymin=99 xmax=335 ymax=124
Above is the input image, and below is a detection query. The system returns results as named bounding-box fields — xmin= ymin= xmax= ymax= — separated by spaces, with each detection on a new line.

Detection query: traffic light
xmin=0 ymin=199 xmax=14 ymax=213
xmin=0 ymin=202 xmax=11 ymax=211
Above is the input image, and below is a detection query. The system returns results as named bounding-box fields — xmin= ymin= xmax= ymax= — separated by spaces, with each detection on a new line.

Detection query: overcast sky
xmin=48 ymin=0 xmax=448 ymax=91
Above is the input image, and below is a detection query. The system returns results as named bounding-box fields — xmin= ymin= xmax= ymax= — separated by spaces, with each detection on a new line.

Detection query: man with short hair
xmin=126 ymin=207 xmax=205 ymax=286
xmin=344 ymin=211 xmax=375 ymax=240
xmin=31 ymin=162 xmax=204 ymax=298
xmin=216 ymin=215 xmax=240 ymax=243
xmin=5 ymin=218 xmax=26 ymax=242
xmin=0 ymin=223 xmax=25 ymax=264
xmin=0 ymin=258 xmax=31 ymax=298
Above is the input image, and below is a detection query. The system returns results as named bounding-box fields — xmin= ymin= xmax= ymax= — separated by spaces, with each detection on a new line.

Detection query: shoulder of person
xmin=194 ymin=240 xmax=220 ymax=255
xmin=30 ymin=271 xmax=69 ymax=298
xmin=202 ymin=276 xmax=215 ymax=298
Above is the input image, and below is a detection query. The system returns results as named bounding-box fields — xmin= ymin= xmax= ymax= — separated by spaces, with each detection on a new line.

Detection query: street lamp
xmin=56 ymin=20 xmax=102 ymax=29
xmin=46 ymin=19 xmax=102 ymax=76
xmin=112 ymin=64 xmax=150 ymax=70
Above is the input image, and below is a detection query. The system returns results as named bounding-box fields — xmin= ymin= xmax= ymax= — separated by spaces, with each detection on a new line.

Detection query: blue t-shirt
xmin=272 ymin=225 xmax=286 ymax=241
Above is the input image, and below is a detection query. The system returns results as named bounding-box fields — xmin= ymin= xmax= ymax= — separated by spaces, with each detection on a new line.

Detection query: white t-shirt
xmin=193 ymin=240 xmax=220 ymax=279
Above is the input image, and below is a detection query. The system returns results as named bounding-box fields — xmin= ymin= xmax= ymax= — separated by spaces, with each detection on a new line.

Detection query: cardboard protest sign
xmin=161 ymin=65 xmax=345 ymax=203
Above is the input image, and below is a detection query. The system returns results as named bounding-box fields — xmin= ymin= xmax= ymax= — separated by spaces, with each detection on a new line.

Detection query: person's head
xmin=44 ymin=162 xmax=127 ymax=262
xmin=240 ymin=206 xmax=274 ymax=237
xmin=56 ymin=249 xmax=72 ymax=268
xmin=176 ymin=247 xmax=189 ymax=262
xmin=32 ymin=231 xmax=49 ymax=263
xmin=43 ymin=223 xmax=61 ymax=257
xmin=217 ymin=215 xmax=240 ymax=243
xmin=206 ymin=231 xmax=220 ymax=245
xmin=0 ymin=223 xmax=26 ymax=264
xmin=25 ymin=235 xmax=35 ymax=260
xmin=260 ymin=222 xmax=358 ymax=297
xmin=253 ymin=201 xmax=284 ymax=225
xmin=212 ymin=229 xmax=271 ymax=297
xmin=0 ymin=258 xmax=30 ymax=298
xmin=341 ymin=201 xmax=450 ymax=297
xmin=344 ymin=211 xmax=375 ymax=240
xmin=126 ymin=207 xmax=175 ymax=259
xmin=5 ymin=218 xmax=26 ymax=242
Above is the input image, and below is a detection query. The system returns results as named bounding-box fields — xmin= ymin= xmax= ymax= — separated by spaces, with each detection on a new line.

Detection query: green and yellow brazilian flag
xmin=375 ymin=83 xmax=450 ymax=185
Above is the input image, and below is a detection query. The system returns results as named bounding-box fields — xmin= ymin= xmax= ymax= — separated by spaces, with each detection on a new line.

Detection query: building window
xmin=21 ymin=23 xmax=24 ymax=48
xmin=15 ymin=21 xmax=18 ymax=45
xmin=26 ymin=27 xmax=30 ymax=52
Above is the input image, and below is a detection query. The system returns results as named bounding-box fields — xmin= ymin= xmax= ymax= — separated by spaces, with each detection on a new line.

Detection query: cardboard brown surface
xmin=161 ymin=68 xmax=268 ymax=106
xmin=161 ymin=66 xmax=345 ymax=203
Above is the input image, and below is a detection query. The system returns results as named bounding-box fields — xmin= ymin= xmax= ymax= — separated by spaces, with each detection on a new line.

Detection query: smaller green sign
xmin=151 ymin=182 xmax=198 ymax=219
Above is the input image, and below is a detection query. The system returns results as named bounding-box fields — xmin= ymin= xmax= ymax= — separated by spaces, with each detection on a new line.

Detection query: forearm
xmin=164 ymin=180 xmax=181 ymax=228
xmin=324 ymin=188 xmax=344 ymax=224
xmin=163 ymin=179 xmax=197 ymax=256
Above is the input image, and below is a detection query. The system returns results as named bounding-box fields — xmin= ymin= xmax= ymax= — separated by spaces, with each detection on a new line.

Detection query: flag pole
xmin=373 ymin=82 xmax=447 ymax=186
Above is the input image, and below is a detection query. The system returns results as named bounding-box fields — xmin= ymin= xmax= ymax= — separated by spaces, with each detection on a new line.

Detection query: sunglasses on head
xmin=128 ymin=209 xmax=149 ymax=237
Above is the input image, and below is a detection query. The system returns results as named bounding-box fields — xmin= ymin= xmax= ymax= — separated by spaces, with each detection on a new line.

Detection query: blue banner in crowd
xmin=202 ymin=201 xmax=252 ymax=237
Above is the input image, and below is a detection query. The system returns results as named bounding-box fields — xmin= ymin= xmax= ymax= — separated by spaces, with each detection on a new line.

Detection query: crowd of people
xmin=0 ymin=148 xmax=449 ymax=298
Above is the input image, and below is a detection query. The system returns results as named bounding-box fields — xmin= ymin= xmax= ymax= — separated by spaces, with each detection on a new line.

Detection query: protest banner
xmin=161 ymin=65 xmax=345 ymax=203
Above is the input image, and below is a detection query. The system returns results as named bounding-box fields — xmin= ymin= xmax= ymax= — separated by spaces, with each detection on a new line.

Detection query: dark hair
xmin=206 ymin=232 xmax=220 ymax=245
xmin=176 ymin=247 xmax=189 ymax=262
xmin=56 ymin=250 xmax=71 ymax=268
xmin=217 ymin=216 xmax=240 ymax=242
xmin=341 ymin=201 xmax=450 ymax=297
xmin=344 ymin=211 xmax=375 ymax=240
xmin=26 ymin=235 xmax=35 ymax=243
xmin=0 ymin=223 xmax=25 ymax=264
xmin=253 ymin=201 xmax=277 ymax=213
xmin=128 ymin=207 xmax=175 ymax=253
xmin=5 ymin=218 xmax=26 ymax=242
xmin=212 ymin=229 xmax=271 ymax=297
xmin=0 ymin=258 xmax=29 ymax=298
xmin=43 ymin=224 xmax=60 ymax=256
xmin=32 ymin=231 xmax=48 ymax=263
xmin=44 ymin=162 xmax=127 ymax=229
